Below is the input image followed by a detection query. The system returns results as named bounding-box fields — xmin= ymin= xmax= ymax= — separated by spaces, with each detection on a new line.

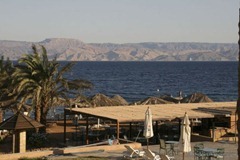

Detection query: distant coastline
xmin=0 ymin=38 xmax=237 ymax=61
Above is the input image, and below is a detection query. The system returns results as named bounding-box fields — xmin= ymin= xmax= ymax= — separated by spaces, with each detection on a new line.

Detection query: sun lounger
xmin=123 ymin=145 xmax=145 ymax=159
xmin=143 ymin=148 xmax=160 ymax=160
xmin=160 ymin=154 xmax=175 ymax=160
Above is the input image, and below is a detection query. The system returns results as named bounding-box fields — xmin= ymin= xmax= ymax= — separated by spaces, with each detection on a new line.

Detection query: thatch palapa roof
xmin=90 ymin=93 xmax=128 ymax=107
xmin=181 ymin=92 xmax=213 ymax=103
xmin=0 ymin=112 xmax=44 ymax=130
xmin=135 ymin=96 xmax=173 ymax=105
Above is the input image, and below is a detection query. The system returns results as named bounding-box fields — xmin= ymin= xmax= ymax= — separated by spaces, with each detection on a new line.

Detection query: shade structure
xmin=179 ymin=112 xmax=191 ymax=160
xmin=143 ymin=107 xmax=154 ymax=149
xmin=0 ymin=112 xmax=44 ymax=130
xmin=0 ymin=112 xmax=44 ymax=153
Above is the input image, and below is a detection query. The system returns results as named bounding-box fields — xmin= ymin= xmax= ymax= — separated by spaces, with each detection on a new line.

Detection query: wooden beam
xmin=116 ymin=121 xmax=120 ymax=139
xmin=129 ymin=122 xmax=132 ymax=139
xmin=63 ymin=110 xmax=66 ymax=144
xmin=155 ymin=121 xmax=159 ymax=143
xmin=86 ymin=116 xmax=89 ymax=145
xmin=12 ymin=132 xmax=15 ymax=153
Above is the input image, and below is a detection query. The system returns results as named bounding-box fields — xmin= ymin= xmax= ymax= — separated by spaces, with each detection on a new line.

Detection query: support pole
xmin=178 ymin=119 xmax=181 ymax=137
xmin=129 ymin=122 xmax=132 ymax=139
xmin=12 ymin=132 xmax=15 ymax=153
xmin=116 ymin=121 xmax=120 ymax=139
xmin=86 ymin=116 xmax=89 ymax=145
xmin=63 ymin=110 xmax=66 ymax=144
xmin=235 ymin=112 xmax=237 ymax=143
xmin=155 ymin=121 xmax=159 ymax=144
xmin=212 ymin=119 xmax=215 ymax=141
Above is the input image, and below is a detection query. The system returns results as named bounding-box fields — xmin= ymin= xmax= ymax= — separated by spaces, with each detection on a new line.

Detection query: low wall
xmin=0 ymin=142 xmax=141 ymax=160
xmin=0 ymin=150 xmax=52 ymax=160
xmin=58 ymin=142 xmax=141 ymax=154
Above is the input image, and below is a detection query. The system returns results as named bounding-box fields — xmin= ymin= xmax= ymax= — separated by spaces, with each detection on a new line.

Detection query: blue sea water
xmin=64 ymin=61 xmax=238 ymax=103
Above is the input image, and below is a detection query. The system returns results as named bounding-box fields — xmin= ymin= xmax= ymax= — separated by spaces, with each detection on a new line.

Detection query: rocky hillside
xmin=0 ymin=38 xmax=237 ymax=61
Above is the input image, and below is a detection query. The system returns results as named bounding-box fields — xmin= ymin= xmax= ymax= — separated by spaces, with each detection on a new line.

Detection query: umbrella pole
xmin=12 ymin=132 xmax=15 ymax=153
xmin=183 ymin=152 xmax=185 ymax=160
xmin=147 ymin=138 xmax=149 ymax=149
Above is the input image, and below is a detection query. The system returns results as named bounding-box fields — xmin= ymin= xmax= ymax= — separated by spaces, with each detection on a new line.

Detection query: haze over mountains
xmin=0 ymin=38 xmax=237 ymax=61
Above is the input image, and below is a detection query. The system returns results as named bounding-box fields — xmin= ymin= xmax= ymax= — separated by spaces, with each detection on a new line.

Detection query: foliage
xmin=0 ymin=56 xmax=18 ymax=110
xmin=27 ymin=133 xmax=48 ymax=148
xmin=8 ymin=44 xmax=92 ymax=130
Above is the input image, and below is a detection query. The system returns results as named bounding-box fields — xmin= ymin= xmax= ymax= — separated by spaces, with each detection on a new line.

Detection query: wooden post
xmin=63 ymin=110 xmax=66 ymax=144
xmin=235 ymin=113 xmax=237 ymax=143
xmin=12 ymin=132 xmax=15 ymax=153
xmin=155 ymin=121 xmax=159 ymax=144
xmin=86 ymin=116 xmax=89 ymax=145
xmin=178 ymin=118 xmax=181 ymax=137
xmin=116 ymin=121 xmax=120 ymax=139
xmin=212 ymin=119 xmax=215 ymax=141
xmin=129 ymin=122 xmax=132 ymax=139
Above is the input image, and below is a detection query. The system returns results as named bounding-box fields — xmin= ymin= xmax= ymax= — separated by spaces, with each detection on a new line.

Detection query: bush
xmin=27 ymin=133 xmax=48 ymax=148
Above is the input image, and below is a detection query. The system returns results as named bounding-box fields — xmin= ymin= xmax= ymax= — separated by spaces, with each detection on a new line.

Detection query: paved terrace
xmin=46 ymin=141 xmax=237 ymax=160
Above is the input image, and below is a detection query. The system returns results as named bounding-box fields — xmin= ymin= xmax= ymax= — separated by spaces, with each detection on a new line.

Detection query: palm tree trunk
xmin=39 ymin=104 xmax=49 ymax=133
xmin=35 ymin=105 xmax=41 ymax=123
xmin=0 ymin=109 xmax=3 ymax=123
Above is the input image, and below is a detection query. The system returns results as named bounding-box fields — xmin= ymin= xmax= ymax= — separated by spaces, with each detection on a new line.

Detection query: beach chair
xmin=123 ymin=145 xmax=145 ymax=159
xmin=160 ymin=154 xmax=175 ymax=160
xmin=143 ymin=148 xmax=160 ymax=160
xmin=159 ymin=139 xmax=170 ymax=155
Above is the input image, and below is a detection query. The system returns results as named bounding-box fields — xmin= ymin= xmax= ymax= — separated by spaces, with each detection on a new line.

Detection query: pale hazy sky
xmin=0 ymin=0 xmax=238 ymax=43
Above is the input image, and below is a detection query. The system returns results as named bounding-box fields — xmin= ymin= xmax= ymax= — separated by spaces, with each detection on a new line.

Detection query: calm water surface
xmin=64 ymin=61 xmax=237 ymax=102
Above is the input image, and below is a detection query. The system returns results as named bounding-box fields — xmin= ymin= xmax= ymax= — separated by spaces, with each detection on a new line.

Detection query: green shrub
xmin=27 ymin=133 xmax=48 ymax=148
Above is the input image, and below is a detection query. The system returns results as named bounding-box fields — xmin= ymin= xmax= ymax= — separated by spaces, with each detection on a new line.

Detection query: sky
xmin=0 ymin=0 xmax=238 ymax=43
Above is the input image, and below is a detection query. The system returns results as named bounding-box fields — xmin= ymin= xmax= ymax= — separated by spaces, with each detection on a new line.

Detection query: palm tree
xmin=12 ymin=45 xmax=92 ymax=130
xmin=0 ymin=56 xmax=17 ymax=121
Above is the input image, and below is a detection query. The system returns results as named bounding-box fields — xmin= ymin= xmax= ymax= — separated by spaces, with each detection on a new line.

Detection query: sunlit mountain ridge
xmin=0 ymin=38 xmax=237 ymax=61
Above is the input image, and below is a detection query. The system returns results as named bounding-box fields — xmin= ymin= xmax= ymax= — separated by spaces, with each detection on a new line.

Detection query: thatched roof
xmin=135 ymin=96 xmax=173 ymax=105
xmin=181 ymin=92 xmax=213 ymax=103
xmin=160 ymin=95 xmax=181 ymax=103
xmin=111 ymin=95 xmax=128 ymax=106
xmin=90 ymin=94 xmax=128 ymax=107
xmin=0 ymin=112 xmax=44 ymax=130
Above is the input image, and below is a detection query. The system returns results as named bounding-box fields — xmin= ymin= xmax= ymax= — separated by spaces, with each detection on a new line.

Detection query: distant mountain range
xmin=0 ymin=38 xmax=237 ymax=61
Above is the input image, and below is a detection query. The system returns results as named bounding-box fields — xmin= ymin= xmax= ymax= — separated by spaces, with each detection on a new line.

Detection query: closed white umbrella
xmin=179 ymin=112 xmax=191 ymax=160
xmin=143 ymin=107 xmax=154 ymax=149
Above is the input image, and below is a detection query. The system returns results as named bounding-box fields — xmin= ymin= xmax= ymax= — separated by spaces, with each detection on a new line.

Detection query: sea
xmin=4 ymin=61 xmax=238 ymax=119
xmin=63 ymin=61 xmax=238 ymax=103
